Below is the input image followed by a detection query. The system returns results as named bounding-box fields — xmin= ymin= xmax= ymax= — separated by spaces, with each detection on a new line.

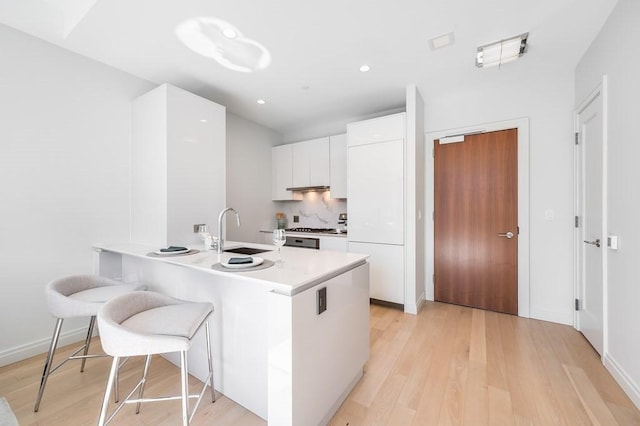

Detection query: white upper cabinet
xmin=291 ymin=137 xmax=330 ymax=188
xmin=347 ymin=113 xmax=405 ymax=147
xmin=272 ymin=144 xmax=302 ymax=201
xmin=329 ymin=134 xmax=347 ymax=199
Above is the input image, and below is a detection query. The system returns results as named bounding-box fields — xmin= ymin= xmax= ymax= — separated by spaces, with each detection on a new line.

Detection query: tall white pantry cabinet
xmin=347 ymin=113 xmax=405 ymax=305
xmin=130 ymin=83 xmax=226 ymax=247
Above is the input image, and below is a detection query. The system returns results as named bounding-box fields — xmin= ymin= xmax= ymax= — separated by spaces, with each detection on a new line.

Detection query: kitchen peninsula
xmin=93 ymin=241 xmax=369 ymax=425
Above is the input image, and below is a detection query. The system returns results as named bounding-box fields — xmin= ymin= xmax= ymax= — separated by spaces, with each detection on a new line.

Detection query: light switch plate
xmin=608 ymin=235 xmax=618 ymax=250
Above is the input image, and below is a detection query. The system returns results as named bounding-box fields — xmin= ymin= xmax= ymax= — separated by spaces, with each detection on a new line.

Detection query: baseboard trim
xmin=530 ymin=307 xmax=573 ymax=325
xmin=370 ymin=298 xmax=404 ymax=311
xmin=604 ymin=353 xmax=640 ymax=411
xmin=0 ymin=327 xmax=88 ymax=367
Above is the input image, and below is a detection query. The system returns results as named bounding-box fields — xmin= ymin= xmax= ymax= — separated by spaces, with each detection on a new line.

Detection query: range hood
xmin=285 ymin=185 xmax=330 ymax=192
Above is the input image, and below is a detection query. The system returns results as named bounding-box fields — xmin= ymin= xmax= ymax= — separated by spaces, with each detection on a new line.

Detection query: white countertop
xmin=94 ymin=241 xmax=367 ymax=296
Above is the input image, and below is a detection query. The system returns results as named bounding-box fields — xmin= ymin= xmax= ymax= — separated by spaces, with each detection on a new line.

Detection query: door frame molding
xmin=425 ymin=118 xmax=530 ymax=317
xmin=574 ymin=76 xmax=608 ymax=356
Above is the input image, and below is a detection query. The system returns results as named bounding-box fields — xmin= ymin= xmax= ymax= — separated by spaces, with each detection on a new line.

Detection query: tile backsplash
xmin=273 ymin=191 xmax=346 ymax=229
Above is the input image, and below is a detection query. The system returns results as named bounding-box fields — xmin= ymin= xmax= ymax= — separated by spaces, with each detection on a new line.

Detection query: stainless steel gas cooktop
xmin=285 ymin=227 xmax=343 ymax=234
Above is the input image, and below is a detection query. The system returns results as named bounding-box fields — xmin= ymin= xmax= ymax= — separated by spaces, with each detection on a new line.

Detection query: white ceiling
xmin=0 ymin=0 xmax=617 ymax=138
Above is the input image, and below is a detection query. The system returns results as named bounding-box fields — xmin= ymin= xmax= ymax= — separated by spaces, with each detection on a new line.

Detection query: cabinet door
xmin=348 ymin=242 xmax=404 ymax=304
xmin=272 ymin=145 xmax=302 ymax=200
xmin=347 ymin=113 xmax=405 ymax=147
xmin=329 ymin=134 xmax=347 ymax=199
xmin=292 ymin=141 xmax=311 ymax=187
xmin=348 ymin=139 xmax=404 ymax=245
xmin=319 ymin=236 xmax=347 ymax=252
xmin=308 ymin=137 xmax=330 ymax=186
xmin=292 ymin=137 xmax=330 ymax=188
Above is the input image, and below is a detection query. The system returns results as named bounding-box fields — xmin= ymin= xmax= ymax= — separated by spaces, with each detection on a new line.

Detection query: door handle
xmin=498 ymin=231 xmax=514 ymax=239
xmin=584 ymin=239 xmax=601 ymax=248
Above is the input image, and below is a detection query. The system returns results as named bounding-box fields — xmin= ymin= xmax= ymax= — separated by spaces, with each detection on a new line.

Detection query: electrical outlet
xmin=193 ymin=223 xmax=206 ymax=233
xmin=293 ymin=215 xmax=299 ymax=223
xmin=317 ymin=287 xmax=327 ymax=314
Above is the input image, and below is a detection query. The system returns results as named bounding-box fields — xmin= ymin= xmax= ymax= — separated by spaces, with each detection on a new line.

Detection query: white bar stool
xmin=34 ymin=274 xmax=145 ymax=412
xmin=97 ymin=291 xmax=215 ymax=426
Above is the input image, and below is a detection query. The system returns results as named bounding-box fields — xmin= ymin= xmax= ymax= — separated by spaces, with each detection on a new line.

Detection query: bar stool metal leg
xmin=180 ymin=351 xmax=189 ymax=426
xmin=80 ymin=316 xmax=96 ymax=372
xmin=135 ymin=355 xmax=152 ymax=414
xmin=98 ymin=356 xmax=120 ymax=426
xmin=34 ymin=318 xmax=64 ymax=412
xmin=205 ymin=322 xmax=215 ymax=402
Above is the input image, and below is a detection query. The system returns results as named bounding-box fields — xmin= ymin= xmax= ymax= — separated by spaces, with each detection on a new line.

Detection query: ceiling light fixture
xmin=222 ymin=28 xmax=238 ymax=39
xmin=359 ymin=65 xmax=371 ymax=72
xmin=175 ymin=17 xmax=271 ymax=73
xmin=257 ymin=99 xmax=266 ymax=105
xmin=476 ymin=32 xmax=528 ymax=68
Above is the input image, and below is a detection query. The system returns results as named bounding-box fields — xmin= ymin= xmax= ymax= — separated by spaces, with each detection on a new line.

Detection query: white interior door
xmin=576 ymin=85 xmax=605 ymax=355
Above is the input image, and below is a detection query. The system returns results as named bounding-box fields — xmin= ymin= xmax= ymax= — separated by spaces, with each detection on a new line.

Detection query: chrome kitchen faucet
xmin=217 ymin=207 xmax=241 ymax=254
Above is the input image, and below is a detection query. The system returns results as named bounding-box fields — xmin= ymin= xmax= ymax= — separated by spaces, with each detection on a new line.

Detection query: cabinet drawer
xmin=347 ymin=113 xmax=405 ymax=147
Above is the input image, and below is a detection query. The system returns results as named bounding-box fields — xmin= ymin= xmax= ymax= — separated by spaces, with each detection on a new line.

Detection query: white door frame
xmin=574 ymin=76 xmax=608 ymax=356
xmin=425 ymin=118 xmax=530 ymax=317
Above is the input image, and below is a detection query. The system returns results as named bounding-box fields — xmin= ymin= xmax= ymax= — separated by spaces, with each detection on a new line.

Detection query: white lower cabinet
xmin=348 ymin=242 xmax=404 ymax=305
xmin=319 ymin=236 xmax=347 ymax=252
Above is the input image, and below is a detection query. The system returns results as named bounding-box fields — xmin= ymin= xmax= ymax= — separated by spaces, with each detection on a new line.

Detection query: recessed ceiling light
xmin=359 ymin=65 xmax=371 ymax=72
xmin=200 ymin=119 xmax=208 ymax=123
xmin=257 ymin=99 xmax=266 ymax=105
xmin=429 ymin=32 xmax=455 ymax=50
xmin=476 ymin=33 xmax=528 ymax=68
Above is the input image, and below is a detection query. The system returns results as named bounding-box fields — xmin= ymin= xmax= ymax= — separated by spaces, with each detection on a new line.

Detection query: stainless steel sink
xmin=224 ymin=247 xmax=272 ymax=255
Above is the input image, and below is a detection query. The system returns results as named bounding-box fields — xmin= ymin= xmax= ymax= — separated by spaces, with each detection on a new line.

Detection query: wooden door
xmin=434 ymin=129 xmax=518 ymax=314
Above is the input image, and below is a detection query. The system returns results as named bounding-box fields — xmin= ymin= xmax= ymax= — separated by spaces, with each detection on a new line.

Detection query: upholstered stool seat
xmin=34 ymin=275 xmax=145 ymax=412
xmin=97 ymin=291 xmax=215 ymax=426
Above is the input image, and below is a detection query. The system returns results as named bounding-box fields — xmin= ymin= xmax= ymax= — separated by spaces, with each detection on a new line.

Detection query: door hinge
xmin=575 ymin=132 xmax=580 ymax=145
xmin=432 ymin=211 xmax=435 ymax=221
xmin=575 ymin=298 xmax=580 ymax=311
xmin=575 ymin=216 xmax=579 ymax=228
xmin=432 ymin=274 xmax=435 ymax=284
xmin=432 ymin=147 xmax=435 ymax=158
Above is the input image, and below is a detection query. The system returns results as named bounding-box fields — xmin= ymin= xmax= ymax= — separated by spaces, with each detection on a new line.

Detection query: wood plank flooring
xmin=2 ymin=301 xmax=639 ymax=425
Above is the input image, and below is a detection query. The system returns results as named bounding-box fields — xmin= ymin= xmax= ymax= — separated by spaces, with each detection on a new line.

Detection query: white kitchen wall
xmin=424 ymin=64 xmax=576 ymax=325
xmin=273 ymin=192 xmax=347 ymax=230
xmin=226 ymin=113 xmax=284 ymax=243
xmin=575 ymin=0 xmax=640 ymax=408
xmin=0 ymin=24 xmax=154 ymax=365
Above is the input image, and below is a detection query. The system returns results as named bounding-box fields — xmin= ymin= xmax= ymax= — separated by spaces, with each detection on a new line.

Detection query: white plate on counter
xmin=153 ymin=248 xmax=190 ymax=255
xmin=221 ymin=256 xmax=264 ymax=269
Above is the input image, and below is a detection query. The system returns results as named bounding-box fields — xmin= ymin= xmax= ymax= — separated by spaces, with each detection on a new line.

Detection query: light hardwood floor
xmin=2 ymin=301 xmax=639 ymax=425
